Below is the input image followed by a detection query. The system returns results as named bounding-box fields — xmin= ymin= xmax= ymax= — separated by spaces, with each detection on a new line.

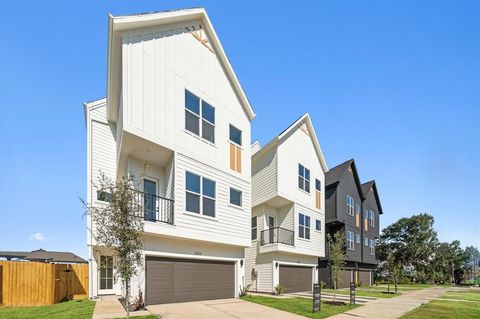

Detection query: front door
xmin=144 ymin=179 xmax=157 ymax=221
xmin=267 ymin=215 xmax=276 ymax=244
xmin=99 ymin=255 xmax=114 ymax=295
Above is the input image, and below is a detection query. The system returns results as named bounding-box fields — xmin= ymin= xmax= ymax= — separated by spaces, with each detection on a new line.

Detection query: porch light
xmin=275 ymin=262 xmax=279 ymax=269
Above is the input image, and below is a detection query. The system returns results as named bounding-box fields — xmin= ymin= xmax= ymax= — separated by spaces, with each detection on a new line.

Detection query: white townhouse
xmin=84 ymin=8 xmax=255 ymax=305
xmin=245 ymin=114 xmax=328 ymax=294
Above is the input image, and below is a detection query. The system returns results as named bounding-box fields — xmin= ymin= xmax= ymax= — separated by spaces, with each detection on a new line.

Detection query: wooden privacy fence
xmin=0 ymin=261 xmax=88 ymax=306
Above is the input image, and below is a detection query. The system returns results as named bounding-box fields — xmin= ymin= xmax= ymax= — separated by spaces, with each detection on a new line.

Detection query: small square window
xmin=229 ymin=125 xmax=242 ymax=146
xmin=316 ymin=219 xmax=321 ymax=231
xmin=355 ymin=233 xmax=360 ymax=244
xmin=230 ymin=188 xmax=242 ymax=207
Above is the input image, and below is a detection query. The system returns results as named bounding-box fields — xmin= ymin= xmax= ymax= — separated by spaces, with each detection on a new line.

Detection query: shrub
xmin=239 ymin=283 xmax=252 ymax=297
xmin=320 ymin=281 xmax=326 ymax=289
xmin=274 ymin=285 xmax=287 ymax=295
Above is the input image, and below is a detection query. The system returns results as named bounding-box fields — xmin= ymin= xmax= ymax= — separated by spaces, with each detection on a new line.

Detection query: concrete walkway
xmin=327 ymin=287 xmax=448 ymax=319
xmin=92 ymin=295 xmax=153 ymax=319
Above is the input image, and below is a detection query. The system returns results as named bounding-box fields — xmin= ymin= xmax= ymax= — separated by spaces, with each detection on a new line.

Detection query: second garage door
xmin=145 ymin=257 xmax=235 ymax=305
xmin=359 ymin=270 xmax=371 ymax=286
xmin=279 ymin=265 xmax=313 ymax=293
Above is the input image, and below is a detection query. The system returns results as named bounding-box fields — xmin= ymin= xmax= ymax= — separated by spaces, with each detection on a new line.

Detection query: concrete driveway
xmin=147 ymin=298 xmax=306 ymax=319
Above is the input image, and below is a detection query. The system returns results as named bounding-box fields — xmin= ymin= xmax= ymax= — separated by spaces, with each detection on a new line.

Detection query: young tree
xmin=84 ymin=173 xmax=144 ymax=319
xmin=328 ymin=232 xmax=346 ymax=303
xmin=386 ymin=250 xmax=400 ymax=293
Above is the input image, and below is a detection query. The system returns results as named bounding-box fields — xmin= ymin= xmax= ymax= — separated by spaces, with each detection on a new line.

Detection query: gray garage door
xmin=359 ymin=270 xmax=371 ymax=286
xmin=145 ymin=257 xmax=235 ymax=305
xmin=337 ymin=269 xmax=352 ymax=289
xmin=279 ymin=265 xmax=312 ymax=293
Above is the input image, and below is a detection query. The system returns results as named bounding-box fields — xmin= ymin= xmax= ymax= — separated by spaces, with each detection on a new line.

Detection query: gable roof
xmin=325 ymin=159 xmax=364 ymax=199
xmin=361 ymin=180 xmax=384 ymax=215
xmin=106 ymin=8 xmax=256 ymax=123
xmin=0 ymin=249 xmax=87 ymax=263
xmin=253 ymin=113 xmax=328 ymax=172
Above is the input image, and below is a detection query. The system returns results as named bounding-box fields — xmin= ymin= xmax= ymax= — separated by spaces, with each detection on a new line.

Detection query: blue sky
xmin=0 ymin=0 xmax=478 ymax=258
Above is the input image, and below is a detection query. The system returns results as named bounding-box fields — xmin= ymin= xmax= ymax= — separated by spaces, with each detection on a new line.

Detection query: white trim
xmin=144 ymin=250 xmax=241 ymax=262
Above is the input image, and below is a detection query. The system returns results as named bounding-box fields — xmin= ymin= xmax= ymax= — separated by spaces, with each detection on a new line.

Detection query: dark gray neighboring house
xmin=318 ymin=159 xmax=383 ymax=288
xmin=0 ymin=248 xmax=87 ymax=264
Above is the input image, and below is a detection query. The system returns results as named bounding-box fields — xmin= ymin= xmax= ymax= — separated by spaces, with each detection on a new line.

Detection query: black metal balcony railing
xmin=134 ymin=191 xmax=174 ymax=225
xmin=260 ymin=227 xmax=294 ymax=246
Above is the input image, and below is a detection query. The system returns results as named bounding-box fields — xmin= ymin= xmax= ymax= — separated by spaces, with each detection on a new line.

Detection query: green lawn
xmin=0 ymin=300 xmax=95 ymax=319
xmin=0 ymin=300 xmax=158 ymax=319
xmin=442 ymin=290 xmax=480 ymax=302
xmin=241 ymin=295 xmax=360 ymax=319
xmin=322 ymin=288 xmax=398 ymax=298
xmin=400 ymin=299 xmax=480 ymax=319
xmin=400 ymin=288 xmax=480 ymax=319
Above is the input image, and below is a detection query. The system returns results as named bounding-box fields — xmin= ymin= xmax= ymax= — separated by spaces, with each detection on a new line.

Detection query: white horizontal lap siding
xmin=252 ymin=149 xmax=277 ymax=207
xmin=175 ymin=153 xmax=251 ymax=245
xmin=294 ymin=203 xmax=325 ymax=257
xmin=121 ymin=20 xmax=251 ymax=179
xmin=90 ymin=105 xmax=116 ymax=196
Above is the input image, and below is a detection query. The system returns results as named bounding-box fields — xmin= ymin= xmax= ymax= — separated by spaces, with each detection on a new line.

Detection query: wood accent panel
xmin=364 ymin=218 xmax=368 ymax=231
xmin=236 ymin=146 xmax=242 ymax=173
xmin=229 ymin=143 xmax=242 ymax=173
xmin=356 ymin=214 xmax=360 ymax=227
xmin=0 ymin=261 xmax=88 ymax=306
xmin=315 ymin=191 xmax=321 ymax=209
xmin=229 ymin=143 xmax=236 ymax=171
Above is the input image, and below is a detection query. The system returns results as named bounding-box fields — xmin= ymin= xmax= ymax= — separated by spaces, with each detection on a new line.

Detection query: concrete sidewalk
xmin=326 ymin=287 xmax=447 ymax=319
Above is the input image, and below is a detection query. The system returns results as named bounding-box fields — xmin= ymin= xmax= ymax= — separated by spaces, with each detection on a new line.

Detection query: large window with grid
xmin=347 ymin=196 xmax=354 ymax=216
xmin=299 ymin=213 xmax=310 ymax=239
xmin=369 ymin=210 xmax=375 ymax=227
xmin=185 ymin=90 xmax=215 ymax=143
xmin=251 ymin=217 xmax=257 ymax=240
xmin=346 ymin=231 xmax=354 ymax=250
xmin=298 ymin=164 xmax=310 ymax=192
xmin=185 ymin=171 xmax=216 ymax=217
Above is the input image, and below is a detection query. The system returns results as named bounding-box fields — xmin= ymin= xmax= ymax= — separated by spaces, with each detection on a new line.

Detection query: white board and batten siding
xmin=120 ymin=19 xmax=252 ymax=180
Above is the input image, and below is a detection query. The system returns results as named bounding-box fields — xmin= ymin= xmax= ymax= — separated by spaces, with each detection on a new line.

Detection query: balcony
xmin=260 ymin=227 xmax=294 ymax=246
xmin=133 ymin=191 xmax=174 ymax=225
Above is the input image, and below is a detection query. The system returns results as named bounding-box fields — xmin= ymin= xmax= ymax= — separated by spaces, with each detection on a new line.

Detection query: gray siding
xmin=362 ymin=189 xmax=380 ymax=265
xmin=325 ymin=185 xmax=337 ymax=223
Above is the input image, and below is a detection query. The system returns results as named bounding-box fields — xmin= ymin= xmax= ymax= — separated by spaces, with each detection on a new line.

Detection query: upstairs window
xmin=369 ymin=210 xmax=375 ymax=227
xmin=185 ymin=90 xmax=215 ymax=143
xmin=315 ymin=179 xmax=321 ymax=209
xmin=185 ymin=171 xmax=216 ymax=217
xmin=355 ymin=233 xmax=360 ymax=244
xmin=370 ymin=239 xmax=375 ymax=255
xmin=315 ymin=219 xmax=321 ymax=231
xmin=229 ymin=125 xmax=242 ymax=173
xmin=346 ymin=231 xmax=354 ymax=250
xmin=364 ymin=236 xmax=369 ymax=247
xmin=97 ymin=190 xmax=112 ymax=202
xmin=229 ymin=188 xmax=242 ymax=207
xmin=251 ymin=217 xmax=257 ymax=240
xmin=299 ymin=213 xmax=310 ymax=239
xmin=347 ymin=196 xmax=354 ymax=216
xmin=298 ymin=164 xmax=310 ymax=192
xmin=364 ymin=209 xmax=369 ymax=231
xmin=355 ymin=204 xmax=360 ymax=227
